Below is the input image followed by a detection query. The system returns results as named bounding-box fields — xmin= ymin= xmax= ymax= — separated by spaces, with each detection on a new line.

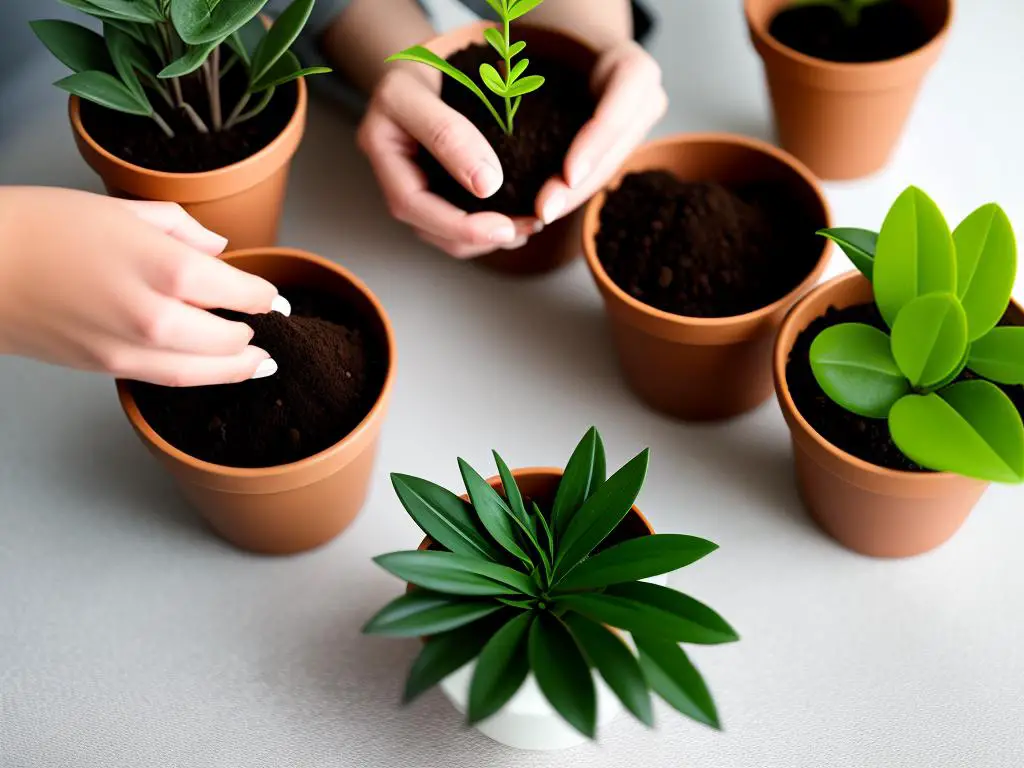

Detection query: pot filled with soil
xmin=583 ymin=133 xmax=831 ymax=422
xmin=745 ymin=0 xmax=952 ymax=180
xmin=118 ymin=247 xmax=396 ymax=555
xmin=776 ymin=187 xmax=1024 ymax=557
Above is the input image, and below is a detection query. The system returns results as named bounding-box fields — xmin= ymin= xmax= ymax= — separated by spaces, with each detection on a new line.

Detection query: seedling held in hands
xmin=31 ymin=0 xmax=330 ymax=139
xmin=364 ymin=428 xmax=739 ymax=738
xmin=386 ymin=0 xmax=546 ymax=136
xmin=790 ymin=0 xmax=891 ymax=27
xmin=811 ymin=186 xmax=1024 ymax=482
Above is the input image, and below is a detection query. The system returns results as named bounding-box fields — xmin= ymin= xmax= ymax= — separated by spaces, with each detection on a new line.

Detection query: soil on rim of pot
xmin=595 ymin=170 xmax=821 ymax=318
xmin=769 ymin=2 xmax=933 ymax=63
xmin=787 ymin=303 xmax=1024 ymax=472
xmin=420 ymin=43 xmax=595 ymax=217
xmin=131 ymin=289 xmax=387 ymax=469
xmin=80 ymin=59 xmax=298 ymax=173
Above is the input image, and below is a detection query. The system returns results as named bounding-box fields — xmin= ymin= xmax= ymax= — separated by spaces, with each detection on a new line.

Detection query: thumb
xmin=120 ymin=200 xmax=229 ymax=256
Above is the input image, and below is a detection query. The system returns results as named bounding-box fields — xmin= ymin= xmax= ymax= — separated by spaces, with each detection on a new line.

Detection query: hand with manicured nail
xmin=0 ymin=187 xmax=284 ymax=387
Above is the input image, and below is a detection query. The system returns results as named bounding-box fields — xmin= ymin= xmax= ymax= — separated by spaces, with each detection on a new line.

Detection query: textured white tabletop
xmin=2 ymin=2 xmax=1023 ymax=766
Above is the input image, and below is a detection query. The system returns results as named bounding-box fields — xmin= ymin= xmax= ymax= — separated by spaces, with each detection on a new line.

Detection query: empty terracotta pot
xmin=69 ymin=77 xmax=307 ymax=251
xmin=746 ymin=0 xmax=953 ymax=180
xmin=117 ymin=248 xmax=396 ymax=555
xmin=583 ymin=133 xmax=831 ymax=422
xmin=773 ymin=271 xmax=1013 ymax=558
xmin=421 ymin=22 xmax=598 ymax=277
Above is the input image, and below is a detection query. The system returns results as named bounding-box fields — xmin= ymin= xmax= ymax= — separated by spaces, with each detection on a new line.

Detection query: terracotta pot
xmin=422 ymin=22 xmax=598 ymax=277
xmin=583 ymin=133 xmax=832 ymax=422
xmin=772 ymin=271 xmax=1020 ymax=558
xmin=746 ymin=0 xmax=953 ymax=180
xmin=69 ymin=77 xmax=307 ymax=251
xmin=117 ymin=247 xmax=396 ymax=555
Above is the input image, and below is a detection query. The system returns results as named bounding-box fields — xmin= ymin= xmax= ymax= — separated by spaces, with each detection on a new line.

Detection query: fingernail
xmin=490 ymin=223 xmax=518 ymax=244
xmin=272 ymin=295 xmax=291 ymax=317
xmin=472 ymin=161 xmax=503 ymax=198
xmin=200 ymin=230 xmax=229 ymax=253
xmin=570 ymin=158 xmax=591 ymax=189
xmin=542 ymin=190 xmax=567 ymax=225
xmin=251 ymin=357 xmax=278 ymax=380
xmin=501 ymin=236 xmax=529 ymax=251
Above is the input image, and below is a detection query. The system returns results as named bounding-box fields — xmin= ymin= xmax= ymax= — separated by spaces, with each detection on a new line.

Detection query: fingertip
xmin=470 ymin=160 xmax=503 ymax=199
xmin=539 ymin=183 xmax=570 ymax=225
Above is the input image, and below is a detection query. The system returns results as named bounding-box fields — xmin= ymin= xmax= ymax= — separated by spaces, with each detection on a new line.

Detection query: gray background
xmin=2 ymin=1 xmax=1024 ymax=766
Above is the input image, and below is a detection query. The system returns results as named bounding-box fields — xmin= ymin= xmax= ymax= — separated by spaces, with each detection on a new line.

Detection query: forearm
xmin=527 ymin=0 xmax=633 ymax=52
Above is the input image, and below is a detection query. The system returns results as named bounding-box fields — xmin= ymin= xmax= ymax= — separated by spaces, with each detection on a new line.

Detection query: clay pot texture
xmin=583 ymin=133 xmax=831 ymax=422
xmin=69 ymin=76 xmax=307 ymax=251
xmin=117 ymin=248 xmax=396 ymax=555
xmin=746 ymin=0 xmax=953 ymax=181
xmin=772 ymin=271 xmax=1022 ymax=558
xmin=422 ymin=22 xmax=597 ymax=277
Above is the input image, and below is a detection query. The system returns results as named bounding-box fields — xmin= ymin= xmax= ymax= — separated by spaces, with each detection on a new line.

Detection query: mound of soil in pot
xmin=787 ymin=303 xmax=1024 ymax=472
xmin=132 ymin=289 xmax=386 ymax=469
xmin=420 ymin=44 xmax=595 ymax=217
xmin=595 ymin=171 xmax=820 ymax=318
xmin=769 ymin=2 xmax=932 ymax=63
xmin=80 ymin=60 xmax=298 ymax=173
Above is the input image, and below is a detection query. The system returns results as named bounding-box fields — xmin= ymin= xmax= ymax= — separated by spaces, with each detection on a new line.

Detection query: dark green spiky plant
xmin=364 ymin=428 xmax=739 ymax=739
xmin=790 ymin=0 xmax=890 ymax=26
xmin=31 ymin=0 xmax=330 ymax=139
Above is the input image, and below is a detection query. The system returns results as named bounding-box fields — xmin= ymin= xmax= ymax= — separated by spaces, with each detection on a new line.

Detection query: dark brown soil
xmin=595 ymin=171 xmax=821 ymax=318
xmin=420 ymin=44 xmax=595 ymax=217
xmin=787 ymin=303 xmax=1024 ymax=472
xmin=131 ymin=289 xmax=387 ymax=469
xmin=769 ymin=2 xmax=932 ymax=63
xmin=80 ymin=57 xmax=297 ymax=173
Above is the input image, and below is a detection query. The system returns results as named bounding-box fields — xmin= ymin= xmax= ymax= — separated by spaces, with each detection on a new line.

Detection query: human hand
xmin=0 ymin=187 xmax=285 ymax=387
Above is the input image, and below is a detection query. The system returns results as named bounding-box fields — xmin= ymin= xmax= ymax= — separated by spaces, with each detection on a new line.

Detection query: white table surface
xmin=2 ymin=1 xmax=1023 ymax=766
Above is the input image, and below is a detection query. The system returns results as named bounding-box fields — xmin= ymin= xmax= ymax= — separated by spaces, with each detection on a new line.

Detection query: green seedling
xmin=386 ymin=0 xmax=546 ymax=135
xmin=31 ymin=0 xmax=330 ymax=139
xmin=364 ymin=428 xmax=739 ymax=738
xmin=790 ymin=0 xmax=891 ymax=27
xmin=812 ymin=186 xmax=1024 ymax=482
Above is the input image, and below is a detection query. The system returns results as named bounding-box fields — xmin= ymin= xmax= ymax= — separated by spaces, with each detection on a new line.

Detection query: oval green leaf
xmin=954 ymin=203 xmax=1017 ymax=340
xmin=468 ymin=611 xmax=533 ymax=724
xmin=459 ymin=457 xmax=531 ymax=564
xmin=504 ymin=74 xmax=544 ymax=98
xmin=636 ymin=637 xmax=720 ymax=730
xmin=508 ymin=0 xmax=546 ymax=20
xmin=969 ymin=326 xmax=1024 ymax=384
xmin=809 ymin=323 xmax=910 ymax=418
xmin=31 ymin=20 xmax=112 ymax=74
xmin=60 ymin=0 xmax=163 ymax=22
xmin=483 ymin=27 xmax=506 ymax=57
xmin=607 ymin=582 xmax=739 ymax=644
xmin=556 ymin=534 xmax=718 ymax=590
xmin=818 ymin=227 xmax=877 ymax=280
xmin=249 ymin=0 xmax=314 ymax=87
xmin=552 ymin=427 xmax=606 ymax=534
xmin=158 ymin=37 xmax=220 ymax=78
xmin=54 ymin=71 xmax=151 ymax=116
xmin=528 ymin=614 xmax=596 ymax=739
xmin=171 ymin=0 xmax=267 ymax=45
xmin=362 ymin=591 xmax=502 ymax=638
xmin=890 ymin=293 xmax=968 ymax=389
xmin=509 ymin=40 xmax=527 ymax=57
xmin=479 ymin=62 xmax=507 ymax=96
xmin=509 ymin=58 xmax=529 ymax=82
xmin=373 ymin=550 xmax=537 ymax=597
xmin=105 ymin=23 xmax=153 ymax=103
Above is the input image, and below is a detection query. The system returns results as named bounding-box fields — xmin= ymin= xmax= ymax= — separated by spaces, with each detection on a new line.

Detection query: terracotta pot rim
xmin=582 ymin=131 xmax=833 ymax=330
xmin=116 ymin=246 xmax=397 ymax=479
xmin=69 ymin=76 xmax=307 ymax=182
xmin=745 ymin=0 xmax=954 ymax=75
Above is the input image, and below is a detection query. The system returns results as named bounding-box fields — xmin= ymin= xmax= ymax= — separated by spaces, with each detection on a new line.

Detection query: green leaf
xmin=251 ymin=52 xmax=330 ymax=92
xmin=563 ymin=612 xmax=653 ymax=727
xmin=171 ymin=0 xmax=267 ymax=45
xmin=468 ymin=611 xmax=533 ymax=724
xmin=889 ymin=382 xmax=1024 ymax=482
xmin=390 ymin=473 xmax=502 ymax=562
xmin=459 ymin=458 xmax=532 ymax=564
xmin=508 ymin=0 xmax=546 ymax=20
xmin=504 ymin=74 xmax=544 ymax=98
xmin=492 ymin=452 xmax=531 ymax=531
xmin=105 ymin=18 xmax=150 ymax=44
xmin=809 ymin=323 xmax=910 ymax=419
xmin=954 ymin=203 xmax=1017 ymax=341
xmin=509 ymin=40 xmax=527 ymax=57
xmin=533 ymin=502 xmax=556 ymax=564
xmin=969 ymin=327 xmax=1024 ymax=384
xmin=818 ymin=227 xmax=877 ymax=280
xmin=403 ymin=616 xmax=502 ymax=703
xmin=30 ymin=20 xmax=112 ymax=74
xmin=555 ymin=449 xmax=650 ymax=578
xmin=552 ymin=427 xmax=606 ymax=534
xmin=557 ymin=534 xmax=719 ymax=590
xmin=54 ymin=71 xmax=151 ymax=116
xmin=483 ymin=0 xmax=505 ymax=16
xmin=373 ymin=551 xmax=538 ymax=597
xmin=636 ymin=637 xmax=720 ymax=730
xmin=248 ymin=0 xmax=313 ymax=86
xmin=59 ymin=0 xmax=163 ymax=22
xmin=509 ymin=58 xmax=529 ymax=82
xmin=483 ymin=27 xmax=506 ymax=58
xmin=227 ymin=16 xmax=264 ymax=65
xmin=931 ymin=346 xmax=970 ymax=391
xmin=479 ymin=63 xmax=507 ymax=96
xmin=873 ymin=186 xmax=957 ymax=328
xmin=607 ymin=583 xmax=739 ymax=644
xmin=528 ymin=614 xmax=596 ymax=739
xmin=158 ymin=37 xmax=220 ymax=78
xmin=890 ymin=293 xmax=969 ymax=389
xmin=362 ymin=591 xmax=501 ymax=637
xmin=105 ymin=22 xmax=154 ymax=104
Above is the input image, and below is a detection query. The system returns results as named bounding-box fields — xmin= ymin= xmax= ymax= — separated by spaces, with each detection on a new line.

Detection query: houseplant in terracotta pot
xmin=118 ymin=247 xmax=396 ymax=555
xmin=582 ymin=133 xmax=831 ymax=422
xmin=365 ymin=428 xmax=739 ymax=750
xmin=775 ymin=185 xmax=1024 ymax=557
xmin=745 ymin=0 xmax=953 ymax=180
xmin=31 ymin=0 xmax=330 ymax=249
xmin=385 ymin=0 xmax=598 ymax=276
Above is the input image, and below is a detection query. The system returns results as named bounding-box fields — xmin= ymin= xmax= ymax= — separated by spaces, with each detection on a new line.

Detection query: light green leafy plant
xmin=364 ymin=428 xmax=739 ymax=739
xmin=790 ymin=0 xmax=890 ymax=27
xmin=31 ymin=0 xmax=330 ymax=139
xmin=812 ymin=186 xmax=1024 ymax=482
xmin=386 ymin=0 xmax=546 ymax=136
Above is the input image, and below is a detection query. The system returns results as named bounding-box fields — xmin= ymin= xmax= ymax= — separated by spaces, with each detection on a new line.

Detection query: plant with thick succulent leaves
xmin=812 ymin=186 xmax=1024 ymax=482
xmin=364 ymin=428 xmax=739 ymax=739
xmin=790 ymin=0 xmax=891 ymax=27
xmin=386 ymin=0 xmax=546 ymax=136
xmin=31 ymin=0 xmax=329 ymax=139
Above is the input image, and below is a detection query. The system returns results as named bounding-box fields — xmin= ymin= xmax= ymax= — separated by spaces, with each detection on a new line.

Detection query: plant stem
xmin=151 ymin=110 xmax=175 ymax=139
xmin=180 ymin=101 xmax=210 ymax=134
xmin=220 ymin=53 xmax=239 ymax=79
xmin=228 ymin=88 xmax=275 ymax=129
xmin=224 ymin=91 xmax=251 ymax=131
xmin=502 ymin=15 xmax=513 ymax=136
xmin=206 ymin=46 xmax=223 ymax=132
xmin=143 ymin=74 xmax=175 ymax=109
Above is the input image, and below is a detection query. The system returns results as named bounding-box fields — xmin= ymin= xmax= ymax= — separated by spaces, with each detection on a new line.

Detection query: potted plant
xmin=745 ymin=0 xmax=953 ymax=180
xmin=117 ymin=247 xmax=396 ymax=555
xmin=31 ymin=0 xmax=330 ymax=249
xmin=386 ymin=0 xmax=597 ymax=276
xmin=775 ymin=186 xmax=1024 ymax=557
xmin=581 ymin=133 xmax=831 ymax=421
xmin=364 ymin=428 xmax=739 ymax=750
